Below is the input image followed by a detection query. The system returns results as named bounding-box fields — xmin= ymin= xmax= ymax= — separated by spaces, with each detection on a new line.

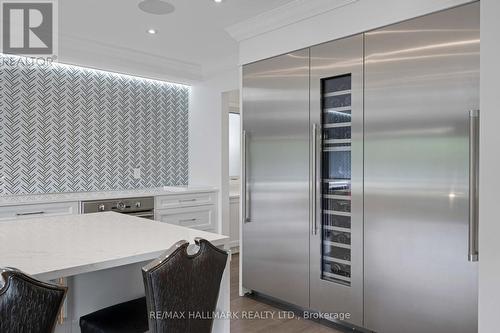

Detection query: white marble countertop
xmin=0 ymin=212 xmax=228 ymax=280
xmin=0 ymin=186 xmax=218 ymax=207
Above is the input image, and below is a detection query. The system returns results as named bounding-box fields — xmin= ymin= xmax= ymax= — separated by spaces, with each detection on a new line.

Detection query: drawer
xmin=155 ymin=192 xmax=217 ymax=209
xmin=155 ymin=205 xmax=216 ymax=231
xmin=0 ymin=202 xmax=79 ymax=222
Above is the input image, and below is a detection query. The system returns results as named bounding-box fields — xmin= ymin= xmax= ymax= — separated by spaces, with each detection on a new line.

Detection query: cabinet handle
xmin=180 ymin=199 xmax=197 ymax=202
xmin=468 ymin=109 xmax=479 ymax=262
xmin=243 ymin=130 xmax=251 ymax=223
xmin=16 ymin=211 xmax=45 ymax=216
xmin=179 ymin=218 xmax=197 ymax=223
xmin=311 ymin=123 xmax=319 ymax=235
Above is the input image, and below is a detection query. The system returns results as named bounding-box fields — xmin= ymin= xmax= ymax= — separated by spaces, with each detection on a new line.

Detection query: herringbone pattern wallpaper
xmin=0 ymin=59 xmax=189 ymax=195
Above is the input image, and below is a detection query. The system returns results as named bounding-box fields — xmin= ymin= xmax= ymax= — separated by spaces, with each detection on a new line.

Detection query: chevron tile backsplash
xmin=0 ymin=56 xmax=189 ymax=195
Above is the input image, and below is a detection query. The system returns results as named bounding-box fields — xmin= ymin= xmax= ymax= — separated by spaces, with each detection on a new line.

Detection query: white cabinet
xmin=156 ymin=206 xmax=216 ymax=231
xmin=229 ymin=196 xmax=240 ymax=250
xmin=0 ymin=201 xmax=79 ymax=222
xmin=155 ymin=191 xmax=216 ymax=209
xmin=155 ymin=190 xmax=218 ymax=233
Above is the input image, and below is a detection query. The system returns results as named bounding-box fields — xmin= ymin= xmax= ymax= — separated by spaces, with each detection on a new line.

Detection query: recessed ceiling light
xmin=147 ymin=28 xmax=158 ymax=35
xmin=214 ymin=0 xmax=223 ymax=3
xmin=138 ymin=0 xmax=175 ymax=15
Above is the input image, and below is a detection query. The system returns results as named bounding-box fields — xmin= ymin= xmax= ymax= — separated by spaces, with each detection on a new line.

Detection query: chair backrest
xmin=0 ymin=268 xmax=67 ymax=333
xmin=142 ymin=238 xmax=228 ymax=333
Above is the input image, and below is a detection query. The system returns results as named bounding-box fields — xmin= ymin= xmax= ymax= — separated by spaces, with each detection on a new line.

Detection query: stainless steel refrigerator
xmin=242 ymin=3 xmax=479 ymax=333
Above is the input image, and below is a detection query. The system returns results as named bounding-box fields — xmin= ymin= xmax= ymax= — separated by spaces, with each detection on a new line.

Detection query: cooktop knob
xmin=116 ymin=201 xmax=126 ymax=211
xmin=135 ymin=202 xmax=141 ymax=208
xmin=98 ymin=204 xmax=105 ymax=212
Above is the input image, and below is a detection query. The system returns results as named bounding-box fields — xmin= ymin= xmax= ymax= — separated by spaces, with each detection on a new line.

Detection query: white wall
xmin=239 ymin=0 xmax=473 ymax=65
xmin=478 ymin=1 xmax=500 ymax=331
xmin=189 ymin=68 xmax=239 ymax=235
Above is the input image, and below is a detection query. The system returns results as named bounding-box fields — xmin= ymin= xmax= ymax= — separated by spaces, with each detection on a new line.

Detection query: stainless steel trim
xmin=324 ymin=194 xmax=352 ymax=200
xmin=16 ymin=211 xmax=44 ymax=216
xmin=242 ymin=130 xmax=250 ymax=223
xmin=81 ymin=197 xmax=154 ymax=214
xmin=324 ymin=106 xmax=352 ymax=112
xmin=324 ymin=241 xmax=351 ymax=249
xmin=469 ymin=109 xmax=480 ymax=262
xmin=322 ymin=271 xmax=351 ymax=282
xmin=323 ymin=210 xmax=351 ymax=217
xmin=323 ymin=122 xmax=351 ymax=129
xmin=323 ymin=256 xmax=351 ymax=265
xmin=311 ymin=123 xmax=318 ymax=235
xmin=323 ymin=90 xmax=352 ymax=97
xmin=324 ymin=139 xmax=352 ymax=144
xmin=323 ymin=146 xmax=351 ymax=152
xmin=324 ymin=225 xmax=351 ymax=233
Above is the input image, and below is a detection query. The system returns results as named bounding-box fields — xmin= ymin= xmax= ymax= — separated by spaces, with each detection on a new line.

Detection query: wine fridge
xmin=242 ymin=2 xmax=479 ymax=333
xmin=309 ymin=34 xmax=364 ymax=326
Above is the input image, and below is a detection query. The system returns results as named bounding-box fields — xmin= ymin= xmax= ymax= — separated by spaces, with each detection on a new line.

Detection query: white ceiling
xmin=59 ymin=0 xmax=295 ymax=81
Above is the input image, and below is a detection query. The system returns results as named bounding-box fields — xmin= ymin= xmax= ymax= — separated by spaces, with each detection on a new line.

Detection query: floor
xmin=230 ymin=254 xmax=344 ymax=333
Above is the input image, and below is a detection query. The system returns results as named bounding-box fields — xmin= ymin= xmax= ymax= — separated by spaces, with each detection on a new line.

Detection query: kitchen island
xmin=0 ymin=212 xmax=230 ymax=332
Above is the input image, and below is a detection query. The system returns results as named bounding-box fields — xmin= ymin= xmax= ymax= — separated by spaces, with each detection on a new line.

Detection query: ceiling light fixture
xmin=147 ymin=28 xmax=158 ymax=35
xmin=214 ymin=0 xmax=223 ymax=3
xmin=138 ymin=0 xmax=175 ymax=15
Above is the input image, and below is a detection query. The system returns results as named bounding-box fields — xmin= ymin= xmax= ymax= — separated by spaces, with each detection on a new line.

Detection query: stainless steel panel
xmin=242 ymin=49 xmax=310 ymax=307
xmin=81 ymin=197 xmax=154 ymax=213
xmin=364 ymin=3 xmax=479 ymax=333
xmin=310 ymin=34 xmax=364 ymax=326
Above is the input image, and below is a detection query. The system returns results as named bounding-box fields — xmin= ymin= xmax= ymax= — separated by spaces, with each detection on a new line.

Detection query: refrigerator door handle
xmin=311 ymin=123 xmax=318 ymax=235
xmin=468 ymin=109 xmax=480 ymax=262
xmin=243 ymin=130 xmax=251 ymax=223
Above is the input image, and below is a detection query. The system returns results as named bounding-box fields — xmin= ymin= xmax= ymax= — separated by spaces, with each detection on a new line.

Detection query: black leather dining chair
xmin=0 ymin=267 xmax=67 ymax=333
xmin=79 ymin=238 xmax=228 ymax=333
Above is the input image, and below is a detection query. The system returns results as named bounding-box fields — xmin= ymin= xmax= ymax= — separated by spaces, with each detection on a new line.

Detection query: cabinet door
xmin=242 ymin=49 xmax=310 ymax=308
xmin=364 ymin=4 xmax=479 ymax=333
xmin=0 ymin=202 xmax=79 ymax=222
xmin=310 ymin=34 xmax=364 ymax=326
xmin=156 ymin=205 xmax=216 ymax=232
xmin=155 ymin=192 xmax=217 ymax=209
xmin=229 ymin=197 xmax=240 ymax=249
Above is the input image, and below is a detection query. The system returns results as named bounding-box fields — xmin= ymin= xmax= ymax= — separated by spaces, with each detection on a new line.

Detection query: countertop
xmin=0 ymin=186 xmax=218 ymax=207
xmin=0 ymin=212 xmax=228 ymax=280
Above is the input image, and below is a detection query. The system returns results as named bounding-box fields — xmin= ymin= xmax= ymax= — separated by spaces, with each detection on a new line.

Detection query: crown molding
xmin=225 ymin=0 xmax=359 ymax=42
xmin=58 ymin=34 xmax=203 ymax=84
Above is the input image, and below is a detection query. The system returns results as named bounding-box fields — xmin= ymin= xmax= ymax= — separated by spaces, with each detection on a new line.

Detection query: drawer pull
xmin=179 ymin=218 xmax=197 ymax=223
xmin=16 ymin=211 xmax=45 ymax=216
xmin=179 ymin=199 xmax=197 ymax=202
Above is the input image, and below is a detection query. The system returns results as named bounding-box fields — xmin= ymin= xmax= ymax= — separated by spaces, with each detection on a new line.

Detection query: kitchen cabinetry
xmin=155 ymin=190 xmax=218 ymax=233
xmin=0 ymin=202 xmax=79 ymax=222
xmin=229 ymin=195 xmax=240 ymax=251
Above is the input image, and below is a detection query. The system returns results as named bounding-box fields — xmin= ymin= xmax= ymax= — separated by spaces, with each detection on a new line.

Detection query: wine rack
xmin=321 ymin=74 xmax=352 ymax=286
